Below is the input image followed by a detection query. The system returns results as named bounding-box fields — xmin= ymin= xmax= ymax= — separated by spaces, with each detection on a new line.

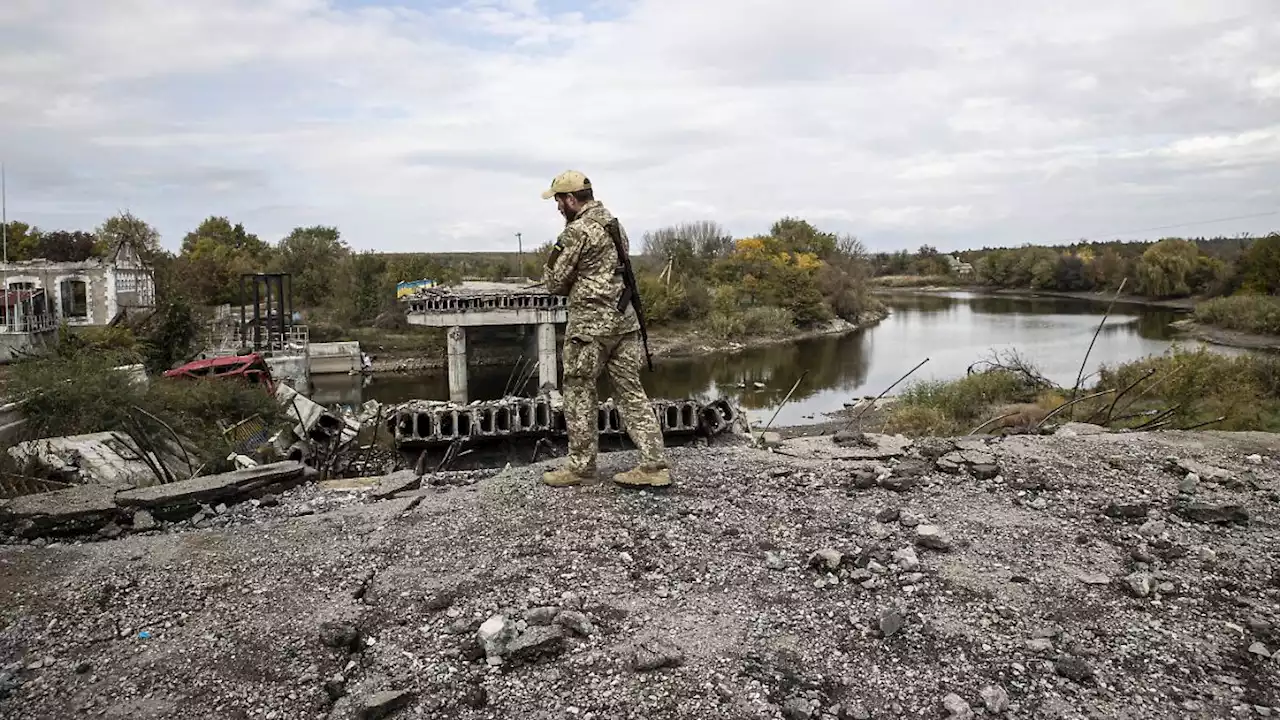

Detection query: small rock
xmin=878 ymin=474 xmax=916 ymax=492
xmin=560 ymin=591 xmax=584 ymax=610
xmin=1054 ymin=656 xmax=1095 ymax=685
xmin=878 ymin=607 xmax=905 ymax=638
xmin=980 ymin=685 xmax=1010 ymax=713
xmin=1104 ymin=502 xmax=1151 ymax=519
xmin=942 ymin=693 xmax=974 ymax=720
xmin=74 ymin=661 xmax=92 ymax=675
xmin=1025 ymin=638 xmax=1054 ymax=653
xmin=867 ymin=522 xmax=893 ymax=541
xmin=1028 ymin=497 xmax=1049 ymax=511
xmin=324 ymin=674 xmax=347 ymax=701
xmin=765 ymin=552 xmax=787 ymax=570
xmin=356 ymin=689 xmax=415 ymax=720
xmin=318 ymin=621 xmax=362 ymax=652
xmin=631 ymin=637 xmax=684 ymax=671
xmin=808 ymin=548 xmax=843 ymax=571
xmin=1126 ymin=572 xmax=1154 ymax=598
xmin=1178 ymin=503 xmax=1249 ymax=525
xmin=875 ymin=507 xmax=901 ymax=523
xmin=1199 ymin=546 xmax=1217 ymax=563
xmin=259 ymin=494 xmax=280 ymax=508
xmin=555 ymin=610 xmax=594 ymax=637
xmin=782 ymin=697 xmax=815 ymax=720
xmin=478 ymin=615 xmax=514 ymax=658
xmin=898 ymin=510 xmax=924 ymax=528
xmin=1245 ymin=454 xmax=1264 ymax=465
xmin=1178 ymin=473 xmax=1200 ymax=494
xmin=914 ymin=525 xmax=952 ymax=551
xmin=130 ymin=510 xmax=157 ymax=532
xmin=1249 ymin=642 xmax=1272 ymax=659
xmin=760 ymin=431 xmax=784 ymax=449
xmin=892 ymin=546 xmax=920 ymax=571
xmin=1139 ymin=520 xmax=1166 ymax=537
xmin=506 ymin=625 xmax=567 ymax=663
xmin=1077 ymin=573 xmax=1111 ymax=586
xmin=525 ymin=606 xmax=560 ymax=626
xmin=970 ymin=463 xmax=1000 ymax=481
xmin=423 ymin=588 xmax=456 ymax=611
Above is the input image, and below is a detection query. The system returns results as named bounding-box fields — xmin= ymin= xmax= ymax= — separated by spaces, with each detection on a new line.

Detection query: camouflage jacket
xmin=543 ymin=200 xmax=640 ymax=339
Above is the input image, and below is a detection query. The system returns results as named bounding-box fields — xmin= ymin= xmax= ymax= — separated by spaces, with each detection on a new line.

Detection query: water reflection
xmin=313 ymin=291 xmax=1214 ymax=426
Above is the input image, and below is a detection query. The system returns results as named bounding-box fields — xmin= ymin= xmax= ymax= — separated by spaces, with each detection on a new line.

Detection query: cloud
xmin=1 ymin=0 xmax=1278 ymax=253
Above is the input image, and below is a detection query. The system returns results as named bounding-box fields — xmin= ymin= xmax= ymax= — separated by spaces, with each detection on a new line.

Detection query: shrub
xmin=1193 ymin=295 xmax=1280 ymax=336
xmin=705 ymin=307 xmax=795 ymax=340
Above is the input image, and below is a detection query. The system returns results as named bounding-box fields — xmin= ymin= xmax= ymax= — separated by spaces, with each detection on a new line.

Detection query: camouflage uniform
xmin=539 ymin=171 xmax=669 ymax=488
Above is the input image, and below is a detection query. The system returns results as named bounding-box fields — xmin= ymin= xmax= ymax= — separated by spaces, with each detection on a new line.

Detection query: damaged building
xmin=0 ymin=239 xmax=156 ymax=361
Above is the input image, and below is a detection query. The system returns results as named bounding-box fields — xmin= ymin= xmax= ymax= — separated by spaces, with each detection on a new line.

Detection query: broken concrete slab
xmin=6 ymin=431 xmax=198 ymax=490
xmin=1056 ymin=422 xmax=1109 ymax=437
xmin=1177 ymin=502 xmax=1249 ymax=526
xmin=0 ymin=484 xmax=122 ymax=538
xmin=370 ymin=470 xmax=422 ymax=500
xmin=116 ymin=462 xmax=308 ymax=512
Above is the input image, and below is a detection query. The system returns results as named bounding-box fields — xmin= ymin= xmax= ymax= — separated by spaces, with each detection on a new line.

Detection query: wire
xmin=1041 ymin=209 xmax=1280 ymax=246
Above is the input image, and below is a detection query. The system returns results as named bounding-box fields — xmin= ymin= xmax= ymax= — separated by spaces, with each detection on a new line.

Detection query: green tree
xmin=273 ymin=225 xmax=350 ymax=308
xmin=1 ymin=220 xmax=41 ymax=261
xmin=770 ymin=217 xmax=837 ymax=258
xmin=1238 ymin=233 xmax=1280 ymax=295
xmin=96 ymin=211 xmax=163 ymax=262
xmin=1136 ymin=238 xmax=1201 ymax=298
xmin=345 ymin=251 xmax=389 ymax=325
xmin=33 ymin=230 xmax=98 ymax=262
xmin=179 ymin=217 xmax=272 ymax=305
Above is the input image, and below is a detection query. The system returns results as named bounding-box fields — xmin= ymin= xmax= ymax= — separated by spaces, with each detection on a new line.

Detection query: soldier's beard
xmin=558 ymin=199 xmax=579 ymax=223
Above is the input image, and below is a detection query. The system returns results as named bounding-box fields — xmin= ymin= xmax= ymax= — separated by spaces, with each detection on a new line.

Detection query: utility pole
xmin=516 ymin=232 xmax=523 ymax=280
xmin=2 ymin=161 xmax=7 ymax=264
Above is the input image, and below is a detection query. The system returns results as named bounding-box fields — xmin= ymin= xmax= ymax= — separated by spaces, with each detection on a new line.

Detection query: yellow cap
xmin=540 ymin=170 xmax=592 ymax=200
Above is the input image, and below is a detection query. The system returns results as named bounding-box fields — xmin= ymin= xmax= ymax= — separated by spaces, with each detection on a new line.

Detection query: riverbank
xmin=1170 ymin=319 xmax=1280 ymax=352
xmin=2 ymin=430 xmax=1276 ymax=718
xmin=872 ymin=285 xmax=1198 ymax=311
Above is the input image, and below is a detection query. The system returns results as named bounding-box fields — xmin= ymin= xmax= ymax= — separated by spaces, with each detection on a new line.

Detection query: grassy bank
xmin=877 ymin=347 xmax=1280 ymax=436
xmin=1193 ymin=295 xmax=1280 ymax=336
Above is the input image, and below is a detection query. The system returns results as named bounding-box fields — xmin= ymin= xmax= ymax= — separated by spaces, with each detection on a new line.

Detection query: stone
xmin=1139 ymin=520 xmax=1166 ymax=537
xmin=560 ymin=591 xmax=584 ymax=610
xmin=850 ymin=471 xmax=878 ymax=490
xmin=914 ymin=525 xmax=952 ymax=551
xmin=478 ymin=615 xmax=515 ymax=658
xmin=505 ymin=625 xmax=566 ymax=663
xmin=1171 ymin=458 xmax=1233 ymax=483
xmin=970 ymin=463 xmax=1001 ymax=480
xmin=875 ymin=507 xmax=900 ymax=523
xmin=898 ymin=510 xmax=924 ymax=528
xmin=877 ymin=474 xmax=916 ymax=493
xmin=942 ymin=693 xmax=974 ymax=720
xmin=765 ymin=552 xmax=787 ymax=570
xmin=879 ymin=607 xmax=905 ymax=637
xmin=525 ymin=606 xmax=561 ymax=626
xmin=130 ymin=510 xmax=157 ymax=532
xmin=1245 ymin=454 xmax=1264 ymax=465
xmin=892 ymin=546 xmax=920 ymax=571
xmin=555 ymin=610 xmax=594 ymax=637
xmin=324 ymin=674 xmax=347 ymax=701
xmin=867 ymin=522 xmax=893 ymax=540
xmin=1249 ymin=642 xmax=1271 ymax=659
xmin=808 ymin=548 xmax=843 ymax=571
xmin=1025 ymin=638 xmax=1054 ymax=653
xmin=631 ymin=637 xmax=684 ymax=671
xmin=1054 ymin=656 xmax=1095 ymax=685
xmin=1177 ymin=473 xmax=1200 ymax=494
xmin=1178 ymin=503 xmax=1249 ymax=525
xmin=1126 ymin=572 xmax=1154 ymax=598
xmin=318 ymin=621 xmax=361 ymax=652
xmin=355 ymin=689 xmax=416 ymax=720
xmin=0 ymin=484 xmax=121 ymax=538
xmin=980 ymin=685 xmax=1010 ymax=713
xmin=760 ymin=432 xmax=784 ymax=448
xmin=782 ymin=698 xmax=815 ymax=720
xmin=1104 ymin=502 xmax=1151 ymax=520
xmin=1078 ymin=573 xmax=1111 ymax=586
xmin=423 ymin=588 xmax=456 ymax=611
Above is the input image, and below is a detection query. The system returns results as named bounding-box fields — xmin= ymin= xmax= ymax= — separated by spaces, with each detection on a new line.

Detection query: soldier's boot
xmin=612 ymin=463 xmax=672 ymax=488
xmin=542 ymin=465 xmax=596 ymax=488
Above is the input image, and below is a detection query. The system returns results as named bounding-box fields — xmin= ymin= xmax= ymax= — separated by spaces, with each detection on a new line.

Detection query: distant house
xmin=0 ymin=239 xmax=156 ymax=328
xmin=939 ymin=254 xmax=974 ymax=277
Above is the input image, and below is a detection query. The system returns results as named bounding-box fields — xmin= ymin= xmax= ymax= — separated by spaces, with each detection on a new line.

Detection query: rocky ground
xmin=1 ymin=428 xmax=1279 ymax=720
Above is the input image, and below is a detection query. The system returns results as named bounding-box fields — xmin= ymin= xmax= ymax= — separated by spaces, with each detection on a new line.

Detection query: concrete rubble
xmin=0 ymin=426 xmax=1277 ymax=719
xmin=6 ymin=430 xmax=199 ymax=489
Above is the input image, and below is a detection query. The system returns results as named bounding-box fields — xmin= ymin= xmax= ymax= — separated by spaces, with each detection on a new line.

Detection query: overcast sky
xmin=1 ymin=0 xmax=1278 ymax=254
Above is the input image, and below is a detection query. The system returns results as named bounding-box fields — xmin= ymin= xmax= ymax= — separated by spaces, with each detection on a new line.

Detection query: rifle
xmin=602 ymin=218 xmax=654 ymax=371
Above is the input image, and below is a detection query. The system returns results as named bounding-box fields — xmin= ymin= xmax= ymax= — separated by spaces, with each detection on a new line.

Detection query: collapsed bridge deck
xmin=389 ymin=396 xmax=741 ymax=448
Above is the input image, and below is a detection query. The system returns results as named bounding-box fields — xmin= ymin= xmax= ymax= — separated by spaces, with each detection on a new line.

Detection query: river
xmin=311 ymin=291 xmax=1231 ymax=427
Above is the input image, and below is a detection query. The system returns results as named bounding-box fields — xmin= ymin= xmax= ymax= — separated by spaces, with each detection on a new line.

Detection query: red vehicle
xmin=162 ymin=353 xmax=277 ymax=393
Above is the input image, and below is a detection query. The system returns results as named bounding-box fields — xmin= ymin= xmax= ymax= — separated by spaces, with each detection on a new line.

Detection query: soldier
xmin=538 ymin=170 xmax=671 ymax=488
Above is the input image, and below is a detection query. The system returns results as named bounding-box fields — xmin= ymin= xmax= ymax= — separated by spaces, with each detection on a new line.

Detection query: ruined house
xmin=0 ymin=239 xmax=156 ymax=328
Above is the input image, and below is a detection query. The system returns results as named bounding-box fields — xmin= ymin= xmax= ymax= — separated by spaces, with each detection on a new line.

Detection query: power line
xmin=1042 ymin=208 xmax=1280 ymax=246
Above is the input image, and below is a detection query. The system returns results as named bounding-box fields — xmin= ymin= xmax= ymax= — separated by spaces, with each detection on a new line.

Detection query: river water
xmin=312 ymin=291 xmax=1227 ymax=427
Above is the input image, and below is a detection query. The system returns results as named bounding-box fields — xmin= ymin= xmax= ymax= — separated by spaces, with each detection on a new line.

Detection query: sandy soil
xmin=2 ymin=429 xmax=1278 ymax=719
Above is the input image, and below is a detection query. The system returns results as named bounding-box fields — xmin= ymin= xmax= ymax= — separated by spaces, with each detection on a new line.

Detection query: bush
xmin=705 ymin=307 xmax=794 ymax=340
xmin=895 ymin=370 xmax=1036 ymax=426
xmin=1193 ymin=295 xmax=1280 ymax=336
xmin=10 ymin=353 xmax=287 ymax=474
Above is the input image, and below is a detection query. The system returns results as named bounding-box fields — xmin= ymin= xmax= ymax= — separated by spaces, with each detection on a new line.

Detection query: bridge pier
xmin=537 ymin=322 xmax=558 ymax=391
xmin=446 ymin=326 xmax=468 ymax=404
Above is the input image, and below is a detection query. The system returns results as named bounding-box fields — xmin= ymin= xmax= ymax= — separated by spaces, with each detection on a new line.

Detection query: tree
xmin=34 ymin=230 xmax=98 ymax=262
xmin=1238 ymin=233 xmax=1280 ymax=295
xmin=96 ymin=211 xmax=163 ymax=263
xmin=178 ymin=217 xmax=273 ymax=305
xmin=346 ymin=252 xmax=389 ymax=324
xmin=1136 ymin=238 xmax=1202 ymax=298
xmin=0 ymin=220 xmax=41 ymax=261
xmin=273 ymin=225 xmax=350 ymax=308
xmin=770 ymin=217 xmax=837 ymax=258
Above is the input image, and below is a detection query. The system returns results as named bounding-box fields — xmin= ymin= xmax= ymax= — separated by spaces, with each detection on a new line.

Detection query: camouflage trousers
xmin=561 ymin=330 xmax=667 ymax=475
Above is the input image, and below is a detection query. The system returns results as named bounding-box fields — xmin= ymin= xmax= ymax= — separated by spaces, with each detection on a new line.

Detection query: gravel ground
xmin=1 ymin=429 xmax=1279 ymax=720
